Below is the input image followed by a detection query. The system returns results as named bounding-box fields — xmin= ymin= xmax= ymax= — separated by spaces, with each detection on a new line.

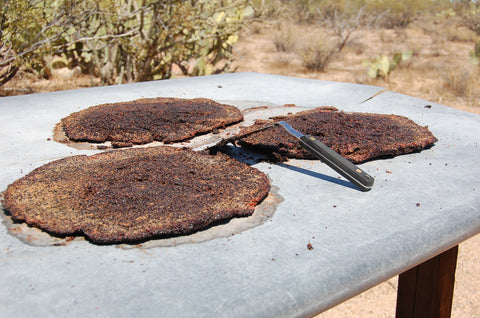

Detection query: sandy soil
xmin=232 ymin=19 xmax=480 ymax=318
xmin=315 ymin=235 xmax=480 ymax=318
xmin=234 ymin=18 xmax=480 ymax=115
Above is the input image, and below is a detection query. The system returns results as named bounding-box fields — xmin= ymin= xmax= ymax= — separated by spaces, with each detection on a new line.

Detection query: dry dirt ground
xmin=232 ymin=19 xmax=480 ymax=318
xmin=1 ymin=16 xmax=479 ymax=318
xmin=234 ymin=17 xmax=480 ymax=115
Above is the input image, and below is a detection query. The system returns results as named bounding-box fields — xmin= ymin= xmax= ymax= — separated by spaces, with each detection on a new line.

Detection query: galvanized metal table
xmin=1 ymin=73 xmax=479 ymax=317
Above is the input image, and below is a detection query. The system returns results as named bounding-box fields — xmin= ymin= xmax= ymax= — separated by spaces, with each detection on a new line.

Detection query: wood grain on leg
xmin=396 ymin=245 xmax=458 ymax=318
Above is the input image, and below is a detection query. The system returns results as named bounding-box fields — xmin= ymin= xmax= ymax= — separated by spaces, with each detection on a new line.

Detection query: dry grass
xmin=445 ymin=26 xmax=477 ymax=42
xmin=272 ymin=22 xmax=297 ymax=53
xmin=299 ymin=36 xmax=337 ymax=72
xmin=442 ymin=66 xmax=479 ymax=99
xmin=0 ymin=68 xmax=99 ymax=97
xmin=234 ymin=16 xmax=480 ymax=113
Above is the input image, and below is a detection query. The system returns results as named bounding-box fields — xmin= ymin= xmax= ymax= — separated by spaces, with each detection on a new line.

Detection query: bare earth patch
xmin=234 ymin=18 xmax=480 ymax=114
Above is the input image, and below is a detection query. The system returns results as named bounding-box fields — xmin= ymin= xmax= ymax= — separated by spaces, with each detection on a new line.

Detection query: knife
xmin=276 ymin=121 xmax=374 ymax=192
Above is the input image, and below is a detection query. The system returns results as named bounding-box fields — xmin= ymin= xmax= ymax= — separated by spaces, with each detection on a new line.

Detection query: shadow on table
xmin=218 ymin=145 xmax=361 ymax=191
xmin=277 ymin=163 xmax=360 ymax=191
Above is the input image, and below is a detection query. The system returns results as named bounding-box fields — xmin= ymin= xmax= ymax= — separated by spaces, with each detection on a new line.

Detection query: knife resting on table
xmin=276 ymin=121 xmax=374 ymax=192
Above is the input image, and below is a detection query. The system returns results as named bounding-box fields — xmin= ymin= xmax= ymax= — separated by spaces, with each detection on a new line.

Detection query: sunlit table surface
xmin=1 ymin=73 xmax=479 ymax=317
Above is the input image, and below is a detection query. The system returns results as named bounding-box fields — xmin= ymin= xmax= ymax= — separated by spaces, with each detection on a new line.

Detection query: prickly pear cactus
xmin=363 ymin=51 xmax=412 ymax=80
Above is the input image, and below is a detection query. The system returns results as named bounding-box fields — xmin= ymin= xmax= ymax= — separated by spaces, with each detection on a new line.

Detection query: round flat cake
xmin=236 ymin=107 xmax=438 ymax=163
xmin=60 ymin=97 xmax=243 ymax=145
xmin=2 ymin=147 xmax=270 ymax=244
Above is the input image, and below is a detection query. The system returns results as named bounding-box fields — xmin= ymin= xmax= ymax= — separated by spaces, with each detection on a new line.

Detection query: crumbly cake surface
xmin=236 ymin=107 xmax=438 ymax=163
xmin=61 ymin=97 xmax=243 ymax=145
xmin=2 ymin=147 xmax=270 ymax=244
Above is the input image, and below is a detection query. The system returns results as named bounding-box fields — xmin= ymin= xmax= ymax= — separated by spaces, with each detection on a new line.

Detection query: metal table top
xmin=1 ymin=73 xmax=479 ymax=317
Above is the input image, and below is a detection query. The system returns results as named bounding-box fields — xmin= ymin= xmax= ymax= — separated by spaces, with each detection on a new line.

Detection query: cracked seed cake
xmin=2 ymin=147 xmax=270 ymax=244
xmin=60 ymin=97 xmax=243 ymax=145
xmin=235 ymin=107 xmax=437 ymax=163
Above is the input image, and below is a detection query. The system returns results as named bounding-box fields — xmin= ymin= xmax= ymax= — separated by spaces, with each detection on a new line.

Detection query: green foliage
xmin=69 ymin=0 xmax=250 ymax=84
xmin=363 ymin=51 xmax=412 ymax=80
xmin=250 ymin=0 xmax=456 ymax=26
xmin=294 ymin=0 xmax=364 ymax=22
xmin=247 ymin=0 xmax=287 ymax=19
xmin=437 ymin=8 xmax=457 ymax=19
xmin=1 ymin=0 xmax=74 ymax=83
xmin=462 ymin=4 xmax=480 ymax=35
xmin=366 ymin=0 xmax=420 ymax=28
xmin=291 ymin=0 xmax=450 ymax=26
xmin=1 ymin=0 xmax=250 ymax=86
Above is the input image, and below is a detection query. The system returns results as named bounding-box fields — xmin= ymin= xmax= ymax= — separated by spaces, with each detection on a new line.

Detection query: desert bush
xmin=295 ymin=0 xmax=451 ymax=27
xmin=299 ymin=36 xmax=337 ymax=71
xmin=272 ymin=22 xmax=297 ymax=52
xmin=256 ymin=0 xmax=453 ymax=26
xmin=470 ymin=40 xmax=480 ymax=65
xmin=368 ymin=0 xmax=448 ymax=29
xmin=248 ymin=0 xmax=288 ymax=20
xmin=0 ymin=41 xmax=17 ymax=85
xmin=272 ymin=52 xmax=295 ymax=69
xmin=297 ymin=0 xmax=368 ymax=72
xmin=443 ymin=66 xmax=478 ymax=98
xmin=380 ymin=11 xmax=415 ymax=29
xmin=0 ymin=0 xmax=75 ymax=85
xmin=294 ymin=0 xmax=324 ymax=20
xmin=296 ymin=0 xmax=369 ymax=24
xmin=316 ymin=4 xmax=367 ymax=52
xmin=78 ymin=1 xmax=250 ymax=84
xmin=1 ymin=0 xmax=251 ymax=86
xmin=462 ymin=4 xmax=480 ymax=35
xmin=445 ymin=25 xmax=477 ymax=42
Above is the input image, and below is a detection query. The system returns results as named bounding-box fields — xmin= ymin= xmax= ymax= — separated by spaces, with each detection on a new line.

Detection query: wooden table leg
xmin=396 ymin=245 xmax=458 ymax=318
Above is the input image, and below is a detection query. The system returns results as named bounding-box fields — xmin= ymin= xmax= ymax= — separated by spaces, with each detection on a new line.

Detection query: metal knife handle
xmin=299 ymin=135 xmax=374 ymax=191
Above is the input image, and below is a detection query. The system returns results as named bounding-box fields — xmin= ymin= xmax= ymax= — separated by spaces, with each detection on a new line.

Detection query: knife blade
xmin=276 ymin=121 xmax=374 ymax=192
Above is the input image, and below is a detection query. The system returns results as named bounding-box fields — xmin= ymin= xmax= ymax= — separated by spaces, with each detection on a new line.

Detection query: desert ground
xmin=234 ymin=16 xmax=480 ymax=113
xmin=1 ymin=13 xmax=479 ymax=318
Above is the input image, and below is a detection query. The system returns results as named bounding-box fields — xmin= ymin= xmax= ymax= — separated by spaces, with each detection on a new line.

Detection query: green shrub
xmin=1 ymin=0 xmax=251 ymax=86
xmin=0 ymin=0 xmax=72 ymax=84
xmin=363 ymin=51 xmax=412 ymax=80
xmin=462 ymin=5 xmax=480 ymax=35
xmin=248 ymin=0 xmax=288 ymax=20
xmin=78 ymin=0 xmax=249 ymax=84
xmin=368 ymin=0 xmax=450 ymax=29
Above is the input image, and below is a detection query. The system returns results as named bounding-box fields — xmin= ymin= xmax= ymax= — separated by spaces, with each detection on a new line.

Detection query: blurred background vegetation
xmin=1 ymin=0 xmax=480 ymax=101
xmin=0 ymin=0 xmax=251 ymax=87
xmin=250 ymin=0 xmax=480 ymax=30
xmin=248 ymin=0 xmax=479 ymax=106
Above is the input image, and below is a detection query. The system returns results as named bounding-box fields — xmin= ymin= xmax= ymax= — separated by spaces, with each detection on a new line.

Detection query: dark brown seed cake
xmin=2 ymin=147 xmax=270 ymax=244
xmin=60 ymin=97 xmax=243 ymax=145
xmin=236 ymin=107 xmax=438 ymax=163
